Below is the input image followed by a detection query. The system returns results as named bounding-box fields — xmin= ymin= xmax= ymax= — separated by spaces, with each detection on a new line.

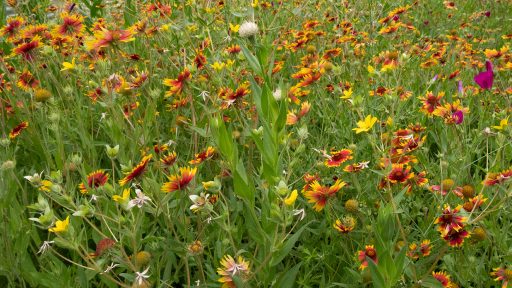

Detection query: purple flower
xmin=474 ymin=60 xmax=494 ymax=90
xmin=452 ymin=110 xmax=464 ymax=125
xmin=458 ymin=80 xmax=464 ymax=96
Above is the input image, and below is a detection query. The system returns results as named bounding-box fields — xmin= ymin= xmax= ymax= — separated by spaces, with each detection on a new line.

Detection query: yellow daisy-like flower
xmin=353 ymin=115 xmax=378 ymax=134
xmin=229 ymin=23 xmax=240 ymax=33
xmin=340 ymin=88 xmax=353 ymax=99
xmin=113 ymin=189 xmax=130 ymax=203
xmin=61 ymin=57 xmax=76 ymax=71
xmin=48 ymin=216 xmax=70 ymax=233
xmin=492 ymin=118 xmax=508 ymax=130
xmin=284 ymin=189 xmax=298 ymax=206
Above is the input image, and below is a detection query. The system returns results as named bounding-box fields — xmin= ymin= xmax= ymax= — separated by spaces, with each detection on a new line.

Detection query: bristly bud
xmin=0 ymin=138 xmax=10 ymax=147
xmin=238 ymin=21 xmax=259 ymax=38
xmin=106 ymin=145 xmax=119 ymax=159
xmin=345 ymin=199 xmax=359 ymax=213
xmin=1 ymin=160 xmax=16 ymax=171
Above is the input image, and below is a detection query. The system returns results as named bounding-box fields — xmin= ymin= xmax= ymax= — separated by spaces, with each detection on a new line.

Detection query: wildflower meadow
xmin=1 ymin=0 xmax=512 ymax=287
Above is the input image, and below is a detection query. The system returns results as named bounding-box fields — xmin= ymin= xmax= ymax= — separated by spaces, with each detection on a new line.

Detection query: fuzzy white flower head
xmin=238 ymin=21 xmax=259 ymax=38
xmin=272 ymin=88 xmax=283 ymax=101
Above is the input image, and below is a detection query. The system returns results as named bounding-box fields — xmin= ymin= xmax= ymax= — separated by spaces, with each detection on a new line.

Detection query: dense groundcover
xmin=0 ymin=0 xmax=511 ymax=287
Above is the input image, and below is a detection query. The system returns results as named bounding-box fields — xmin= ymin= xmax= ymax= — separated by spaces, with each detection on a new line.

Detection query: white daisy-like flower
xmin=134 ymin=267 xmax=150 ymax=286
xmin=189 ymin=193 xmax=210 ymax=212
xmin=238 ymin=21 xmax=259 ymax=38
xmin=127 ymin=189 xmax=152 ymax=209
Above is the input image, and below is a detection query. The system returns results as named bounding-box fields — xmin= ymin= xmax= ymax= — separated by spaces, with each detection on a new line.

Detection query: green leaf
xmin=368 ymin=259 xmax=387 ymax=288
xmin=270 ymin=222 xmax=311 ymax=266
xmin=420 ymin=276 xmax=444 ymax=288
xmin=240 ymin=43 xmax=262 ymax=75
xmin=232 ymin=159 xmax=255 ymax=205
xmin=275 ymin=262 xmax=302 ymax=288
xmin=210 ymin=116 xmax=234 ymax=163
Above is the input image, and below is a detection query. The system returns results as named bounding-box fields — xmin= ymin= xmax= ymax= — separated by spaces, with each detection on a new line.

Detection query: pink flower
xmin=474 ymin=60 xmax=494 ymax=90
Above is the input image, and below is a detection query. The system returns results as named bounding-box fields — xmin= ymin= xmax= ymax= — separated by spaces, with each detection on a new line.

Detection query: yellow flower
xmin=161 ymin=24 xmax=170 ymax=31
xmin=211 ymin=61 xmax=226 ymax=71
xmin=367 ymin=65 xmax=376 ymax=74
xmin=492 ymin=118 xmax=508 ymax=130
xmin=251 ymin=0 xmax=259 ymax=8
xmin=340 ymin=88 xmax=353 ymax=99
xmin=386 ymin=116 xmax=393 ymax=127
xmin=229 ymin=23 xmax=240 ymax=33
xmin=187 ymin=24 xmax=198 ymax=32
xmin=39 ymin=180 xmax=53 ymax=192
xmin=353 ymin=115 xmax=378 ymax=134
xmin=113 ymin=189 xmax=130 ymax=203
xmin=48 ymin=216 xmax=70 ymax=233
xmin=226 ymin=59 xmax=235 ymax=67
xmin=61 ymin=58 xmax=76 ymax=71
xmin=284 ymin=189 xmax=298 ymax=206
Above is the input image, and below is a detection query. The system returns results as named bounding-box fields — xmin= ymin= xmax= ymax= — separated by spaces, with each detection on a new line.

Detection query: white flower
xmin=292 ymin=208 xmax=306 ymax=221
xmin=135 ymin=267 xmax=150 ymax=286
xmin=37 ymin=240 xmax=54 ymax=254
xmin=189 ymin=193 xmax=210 ymax=212
xmin=103 ymin=262 xmax=119 ymax=274
xmin=238 ymin=21 xmax=259 ymax=38
xmin=199 ymin=91 xmax=210 ymax=102
xmin=24 ymin=171 xmax=43 ymax=184
xmin=127 ymin=189 xmax=152 ymax=209
xmin=358 ymin=161 xmax=370 ymax=169
xmin=272 ymin=88 xmax=283 ymax=101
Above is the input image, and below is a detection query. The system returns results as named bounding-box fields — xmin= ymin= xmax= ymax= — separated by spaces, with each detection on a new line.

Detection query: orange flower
xmin=225 ymin=44 xmax=241 ymax=54
xmin=443 ymin=228 xmax=470 ymax=247
xmin=387 ymin=164 xmax=414 ymax=184
xmin=357 ymin=245 xmax=378 ymax=270
xmin=53 ymin=12 xmax=84 ymax=37
xmin=286 ymin=101 xmax=310 ymax=125
xmin=217 ymin=255 xmax=250 ymax=288
xmin=79 ymin=170 xmax=109 ymax=194
xmin=324 ymin=149 xmax=353 ymax=167
xmin=419 ymin=91 xmax=444 ymax=115
xmin=13 ymin=36 xmax=42 ymax=61
xmin=189 ymin=147 xmax=215 ymax=164
xmin=119 ymin=155 xmax=152 ymax=186
xmin=0 ymin=16 xmax=24 ymax=40
xmin=162 ymin=167 xmax=197 ymax=193
xmin=482 ymin=168 xmax=512 ymax=186
xmin=432 ymin=271 xmax=453 ymax=287
xmin=303 ymin=179 xmax=346 ymax=211
xmin=160 ymin=151 xmax=176 ymax=167
xmin=462 ymin=194 xmax=487 ymax=212
xmin=85 ymin=28 xmax=135 ymax=51
xmin=333 ymin=217 xmax=355 ymax=234
xmin=435 ymin=205 xmax=466 ymax=236
xmin=17 ymin=70 xmax=39 ymax=91
xmin=491 ymin=267 xmax=512 ymax=288
xmin=9 ymin=121 xmax=28 ymax=139
xmin=218 ymin=83 xmax=251 ymax=109
xmin=433 ymin=100 xmax=469 ymax=125
xmin=163 ymin=69 xmax=191 ymax=97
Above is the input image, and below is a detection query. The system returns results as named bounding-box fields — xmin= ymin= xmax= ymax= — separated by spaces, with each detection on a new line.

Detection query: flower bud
xmin=1 ymin=160 xmax=15 ymax=171
xmin=238 ymin=21 xmax=259 ymax=38
xmin=345 ymin=199 xmax=359 ymax=213
xmin=106 ymin=145 xmax=119 ymax=159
